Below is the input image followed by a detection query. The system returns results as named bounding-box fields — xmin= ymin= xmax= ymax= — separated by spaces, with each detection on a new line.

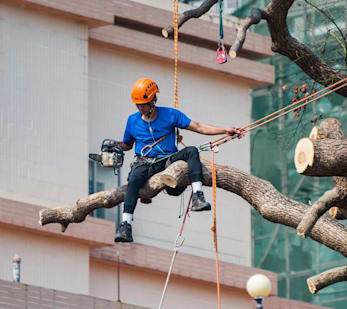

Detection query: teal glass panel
xmin=290 ymin=274 xmax=313 ymax=303
xmin=277 ymin=276 xmax=287 ymax=298
xmin=318 ymin=281 xmax=347 ymax=309
xmin=254 ymin=232 xmax=286 ymax=273
xmin=319 ymin=245 xmax=346 ymax=265
xmin=252 ymin=209 xmax=278 ymax=237
xmin=289 ymin=233 xmax=315 ymax=271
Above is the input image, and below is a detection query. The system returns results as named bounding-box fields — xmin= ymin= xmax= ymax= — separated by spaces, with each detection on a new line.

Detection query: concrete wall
xmin=0 ymin=0 xmax=251 ymax=299
xmin=0 ymin=1 xmax=89 ymax=208
xmin=0 ymin=1 xmax=90 ymax=295
xmin=88 ymin=43 xmax=252 ymax=266
xmin=90 ymin=259 xmax=255 ymax=309
xmin=0 ymin=227 xmax=89 ymax=295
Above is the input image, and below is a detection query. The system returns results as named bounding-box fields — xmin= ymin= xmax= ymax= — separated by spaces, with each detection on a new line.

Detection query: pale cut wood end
xmin=161 ymin=29 xmax=168 ymax=38
xmin=295 ymin=138 xmax=314 ymax=174
xmin=297 ymin=230 xmax=306 ymax=239
xmin=160 ymin=175 xmax=177 ymax=188
xmin=229 ymin=50 xmax=237 ymax=58
xmin=329 ymin=207 xmax=338 ymax=218
xmin=38 ymin=210 xmax=43 ymax=226
xmin=309 ymin=126 xmax=319 ymax=139
xmin=307 ymin=278 xmax=317 ymax=294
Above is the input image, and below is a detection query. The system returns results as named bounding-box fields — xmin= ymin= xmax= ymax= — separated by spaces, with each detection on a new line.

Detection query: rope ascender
xmin=216 ymin=0 xmax=227 ymax=64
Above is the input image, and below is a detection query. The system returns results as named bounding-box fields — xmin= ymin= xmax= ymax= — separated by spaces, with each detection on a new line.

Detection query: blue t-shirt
xmin=123 ymin=106 xmax=191 ymax=157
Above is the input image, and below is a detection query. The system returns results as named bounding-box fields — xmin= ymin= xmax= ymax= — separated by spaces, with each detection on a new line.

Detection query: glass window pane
xmin=289 ymin=234 xmax=314 ymax=271
xmin=290 ymin=274 xmax=313 ymax=303
xmin=254 ymin=233 xmax=286 ymax=273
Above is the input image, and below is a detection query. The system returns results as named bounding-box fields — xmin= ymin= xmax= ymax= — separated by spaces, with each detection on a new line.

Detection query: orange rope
xmin=243 ymin=77 xmax=347 ymax=132
xmin=209 ymin=80 xmax=347 ymax=147
xmin=173 ymin=0 xmax=179 ymax=109
xmin=211 ymin=150 xmax=221 ymax=309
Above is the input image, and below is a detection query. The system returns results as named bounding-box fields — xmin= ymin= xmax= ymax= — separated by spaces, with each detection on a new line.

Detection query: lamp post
xmin=246 ymin=274 xmax=272 ymax=308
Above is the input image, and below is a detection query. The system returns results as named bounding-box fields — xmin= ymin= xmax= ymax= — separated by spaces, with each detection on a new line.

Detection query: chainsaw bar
xmin=89 ymin=153 xmax=102 ymax=163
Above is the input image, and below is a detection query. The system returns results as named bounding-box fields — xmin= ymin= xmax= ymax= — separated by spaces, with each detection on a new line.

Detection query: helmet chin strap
xmin=146 ymin=99 xmax=157 ymax=118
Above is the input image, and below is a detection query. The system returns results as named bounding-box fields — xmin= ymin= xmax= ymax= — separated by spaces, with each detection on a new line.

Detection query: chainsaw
xmin=89 ymin=139 xmax=124 ymax=173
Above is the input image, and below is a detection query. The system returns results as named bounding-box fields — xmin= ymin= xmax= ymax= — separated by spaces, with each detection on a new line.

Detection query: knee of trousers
xmin=127 ymin=177 xmax=146 ymax=188
xmin=185 ymin=146 xmax=199 ymax=158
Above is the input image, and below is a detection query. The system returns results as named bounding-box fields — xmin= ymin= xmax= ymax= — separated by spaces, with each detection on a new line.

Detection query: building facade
xmin=0 ymin=0 xmax=330 ymax=308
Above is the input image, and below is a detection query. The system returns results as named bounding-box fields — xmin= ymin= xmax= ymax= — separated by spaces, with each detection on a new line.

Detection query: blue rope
xmin=219 ymin=0 xmax=224 ymax=40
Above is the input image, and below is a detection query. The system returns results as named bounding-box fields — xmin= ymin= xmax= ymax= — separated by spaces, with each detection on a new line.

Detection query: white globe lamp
xmin=246 ymin=274 xmax=272 ymax=308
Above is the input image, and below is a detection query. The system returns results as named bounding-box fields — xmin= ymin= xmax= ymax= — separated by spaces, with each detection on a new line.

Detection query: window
xmin=88 ymin=160 xmax=121 ymax=224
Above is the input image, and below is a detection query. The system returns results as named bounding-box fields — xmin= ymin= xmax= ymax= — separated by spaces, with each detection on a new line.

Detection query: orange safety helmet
xmin=131 ymin=78 xmax=160 ymax=104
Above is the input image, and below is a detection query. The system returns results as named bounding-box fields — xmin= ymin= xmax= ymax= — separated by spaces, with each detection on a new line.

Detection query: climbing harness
xmin=140 ymin=134 xmax=169 ymax=158
xmin=216 ymin=0 xmax=227 ymax=64
xmin=158 ymin=192 xmax=193 ymax=309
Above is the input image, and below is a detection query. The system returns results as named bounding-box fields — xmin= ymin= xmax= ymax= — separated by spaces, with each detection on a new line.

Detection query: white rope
xmin=158 ymin=235 xmax=184 ymax=309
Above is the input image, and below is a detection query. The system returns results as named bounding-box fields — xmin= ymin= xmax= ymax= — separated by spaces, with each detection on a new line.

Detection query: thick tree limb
xmin=162 ymin=0 xmax=347 ymax=96
xmin=39 ymin=160 xmax=347 ymax=257
xmin=296 ymin=118 xmax=347 ymax=237
xmin=294 ymin=138 xmax=347 ymax=176
xmin=264 ymin=0 xmax=347 ymax=97
xmin=162 ymin=0 xmax=218 ymax=38
xmin=307 ymin=266 xmax=347 ymax=294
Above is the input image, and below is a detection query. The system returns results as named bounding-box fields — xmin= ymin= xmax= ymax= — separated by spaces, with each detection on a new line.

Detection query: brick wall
xmin=0 ymin=279 xmax=147 ymax=309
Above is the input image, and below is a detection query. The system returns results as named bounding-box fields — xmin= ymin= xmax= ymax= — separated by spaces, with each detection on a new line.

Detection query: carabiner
xmin=141 ymin=145 xmax=153 ymax=157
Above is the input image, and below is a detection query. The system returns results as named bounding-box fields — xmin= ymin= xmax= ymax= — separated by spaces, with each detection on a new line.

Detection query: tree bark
xmin=40 ymin=160 xmax=347 ymax=257
xmin=229 ymin=8 xmax=263 ymax=58
xmin=162 ymin=0 xmax=218 ymax=38
xmin=294 ymin=138 xmax=347 ymax=176
xmin=296 ymin=188 xmax=341 ymax=238
xmin=162 ymin=0 xmax=347 ymax=97
xmin=329 ymin=206 xmax=347 ymax=220
xmin=264 ymin=0 xmax=347 ymax=97
xmin=307 ymin=266 xmax=347 ymax=294
xmin=296 ymin=118 xmax=347 ymax=238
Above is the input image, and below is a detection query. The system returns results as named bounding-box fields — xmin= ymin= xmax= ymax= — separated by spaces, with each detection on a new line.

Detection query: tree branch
xmin=296 ymin=118 xmax=347 ymax=238
xmin=229 ymin=8 xmax=264 ymax=58
xmin=329 ymin=205 xmax=347 ymax=220
xmin=294 ymin=138 xmax=347 ymax=176
xmin=162 ymin=0 xmax=218 ymax=38
xmin=39 ymin=160 xmax=347 ymax=257
xmin=264 ymin=0 xmax=347 ymax=97
xmin=307 ymin=266 xmax=347 ymax=294
xmin=163 ymin=0 xmax=347 ymax=96
xmin=296 ymin=188 xmax=341 ymax=238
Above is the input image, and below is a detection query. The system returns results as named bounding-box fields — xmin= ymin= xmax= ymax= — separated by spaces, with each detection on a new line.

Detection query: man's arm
xmin=186 ymin=120 xmax=243 ymax=136
xmin=117 ymin=141 xmax=134 ymax=151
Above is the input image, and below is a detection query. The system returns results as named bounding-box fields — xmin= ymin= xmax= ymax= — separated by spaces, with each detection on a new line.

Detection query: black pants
xmin=123 ymin=146 xmax=203 ymax=214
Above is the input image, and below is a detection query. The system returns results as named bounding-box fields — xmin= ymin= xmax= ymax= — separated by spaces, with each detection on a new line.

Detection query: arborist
xmin=114 ymin=78 xmax=243 ymax=243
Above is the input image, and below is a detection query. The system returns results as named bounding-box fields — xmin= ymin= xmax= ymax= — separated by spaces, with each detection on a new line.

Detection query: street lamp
xmin=246 ymin=274 xmax=272 ymax=308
